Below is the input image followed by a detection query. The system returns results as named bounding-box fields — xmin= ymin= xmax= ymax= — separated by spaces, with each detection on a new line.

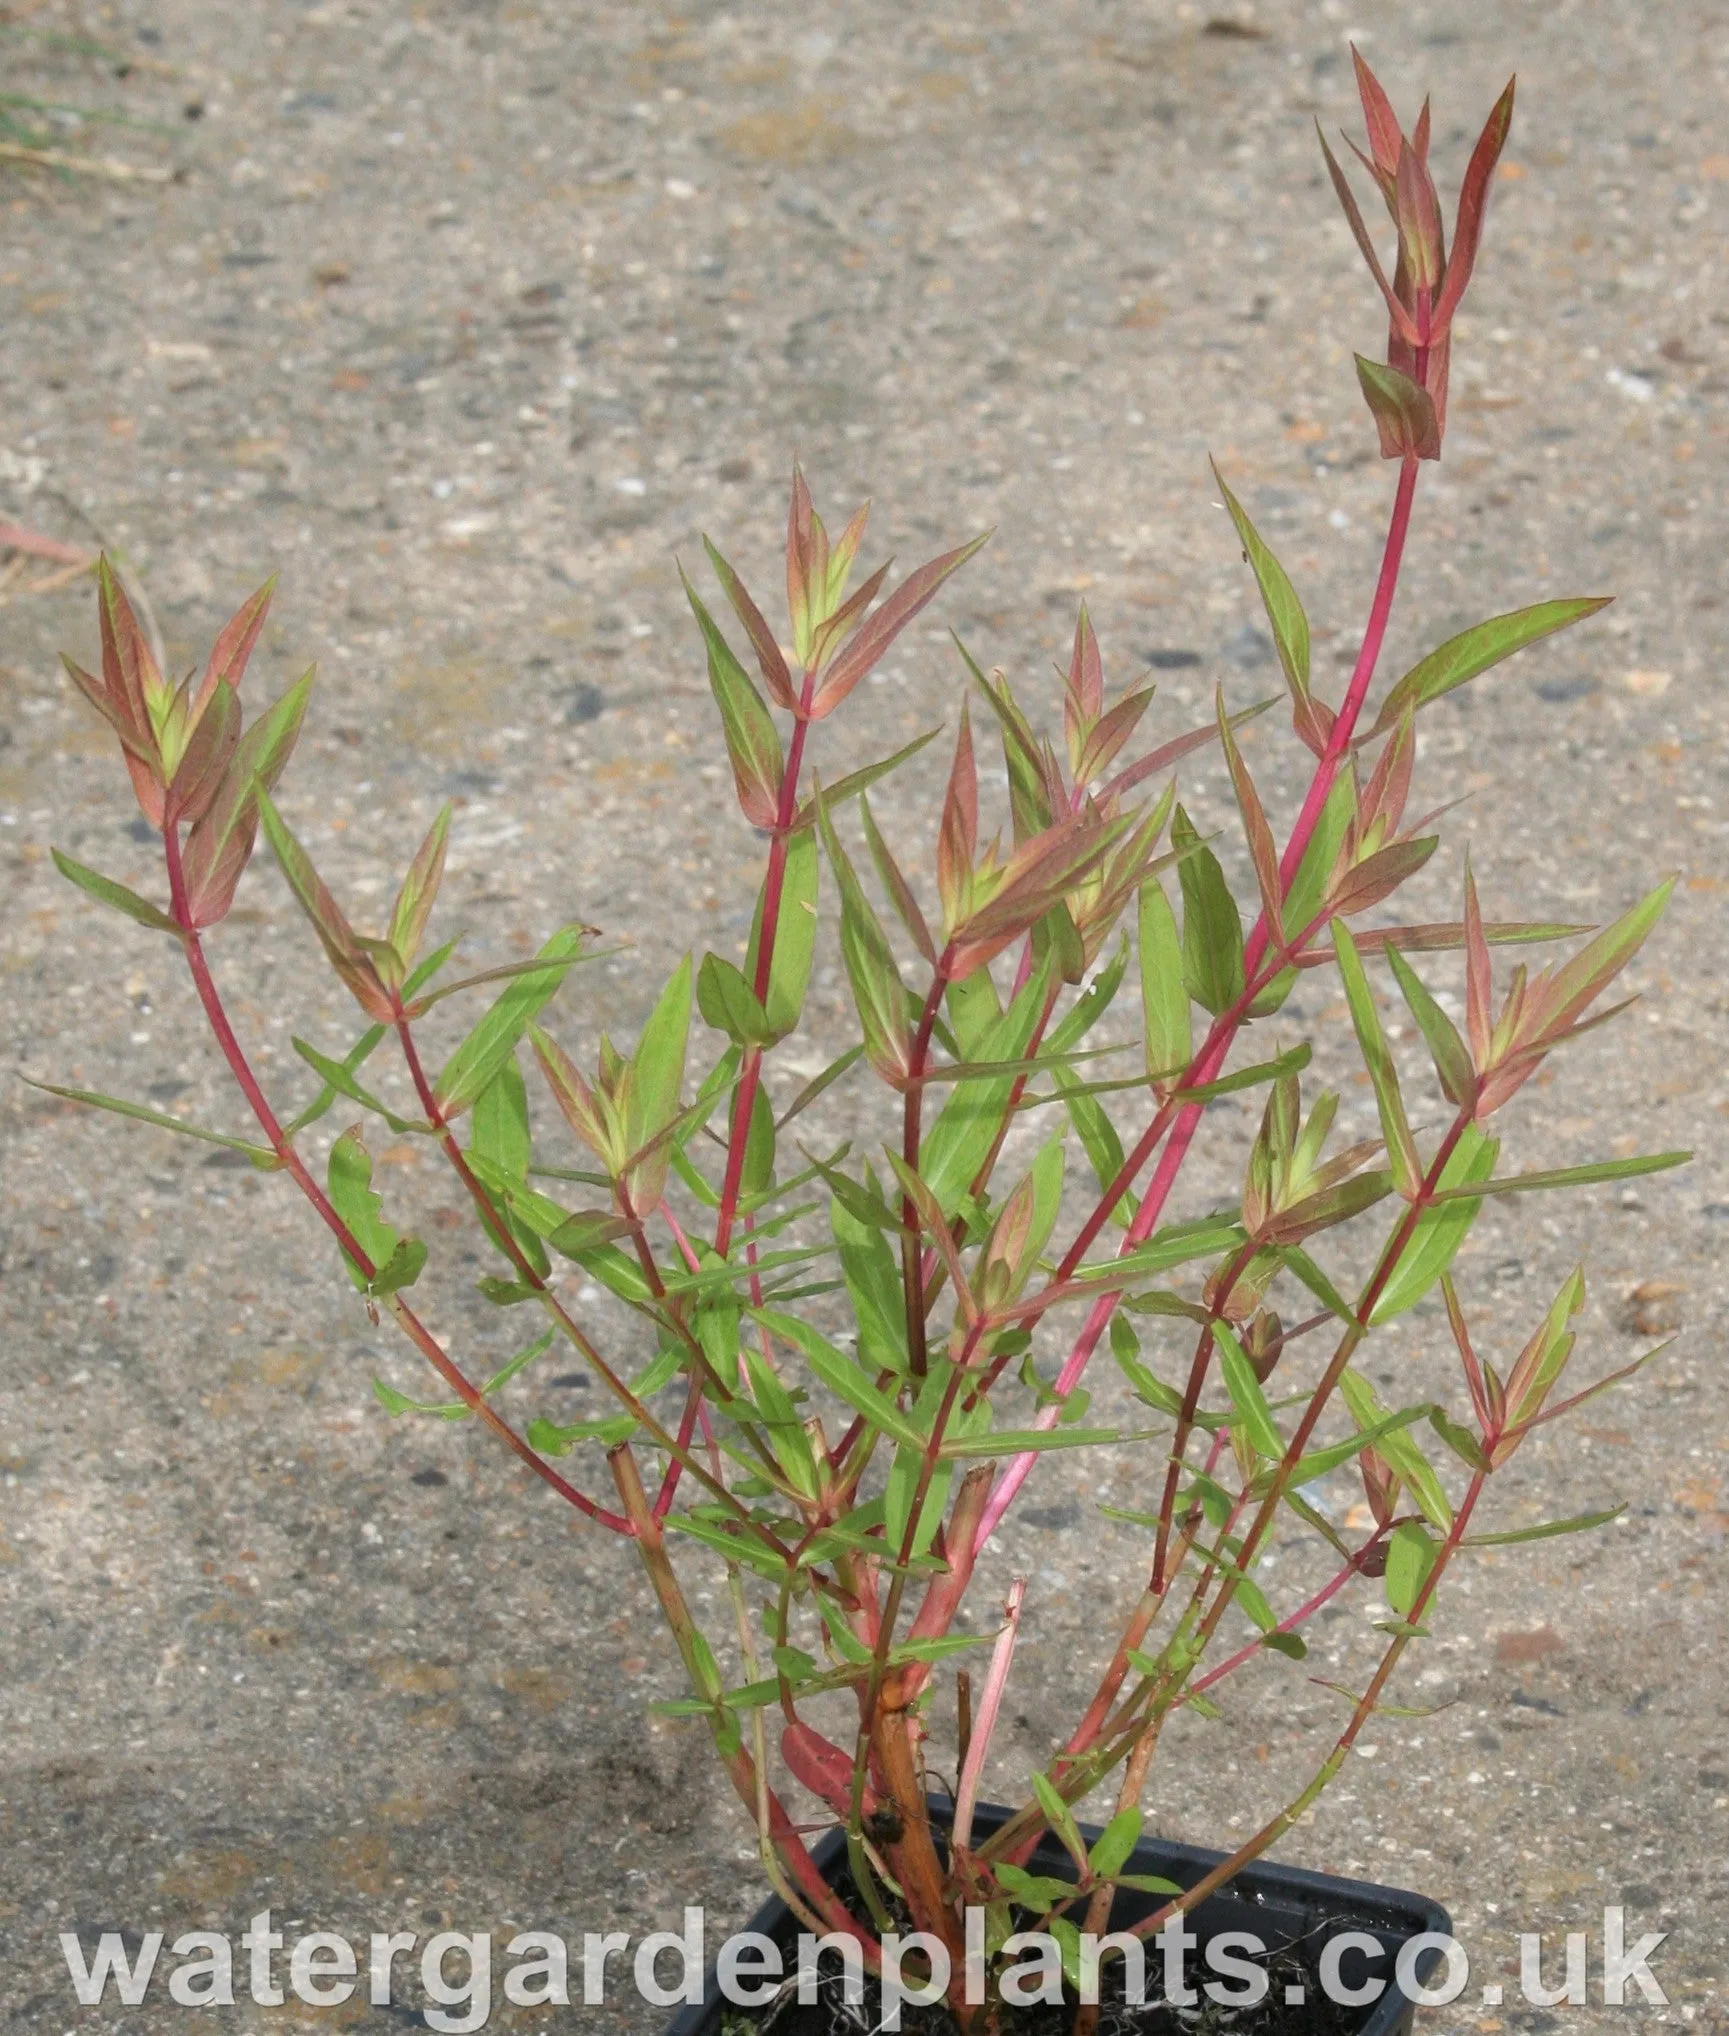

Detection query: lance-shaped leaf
xmin=194 ymin=575 xmax=276 ymax=715
xmin=1329 ymin=835 xmax=1437 ymax=920
xmin=1173 ymin=805 xmax=1244 ymax=1016
xmin=1139 ymin=875 xmax=1190 ymax=1089
xmin=1465 ymin=1505 xmax=1627 ymax=1550
xmin=1433 ymin=76 xmax=1517 ymax=329
xmin=1351 ymin=44 xmax=1404 ymax=183
xmin=1386 ymin=945 xmax=1474 ymax=1106
xmin=1384 ymin=1519 xmax=1437 ymax=1617
xmin=1215 ymin=1322 xmax=1285 ymax=1460
xmin=1432 ymin=1149 xmax=1690 ymax=1202
xmin=291 ymin=1038 xmax=427 ymax=1136
xmin=1503 ymin=1269 xmax=1586 ymax=1430
xmin=180 ymin=667 xmax=314 ymax=928
xmin=1076 ymin=685 xmax=1154 ymax=791
xmin=1317 ymin=124 xmax=1421 ymax=351
xmin=811 ymin=529 xmax=990 ymax=718
xmin=1515 ymin=879 xmax=1673 ymax=1052
xmin=166 ymin=678 xmax=241 ymax=827
xmin=1369 ymin=599 xmax=1612 ymax=739
xmin=623 ymin=954 xmax=692 ymax=1208
xmin=702 ymin=536 xmax=797 ymax=712
xmin=813 ymin=781 xmax=912 ymax=1086
xmin=51 ymin=849 xmax=181 ymax=935
xmin=683 ymin=570 xmax=784 ymax=829
xmin=745 ymin=824 xmax=820 ymax=1037
xmin=25 ymin=1077 xmax=276 ymax=1168
xmin=1355 ymin=356 xmax=1441 ymax=461
xmin=1340 ymin=1369 xmax=1452 ymax=1530
xmin=919 ymin=960 xmax=1052 ymax=1215
xmin=386 ymin=804 xmax=452 ymax=971
xmin=1216 ymin=688 xmax=1283 ymax=946
xmin=697 ymin=952 xmax=774 ymax=1047
xmin=809 ymin=558 xmax=891 ymax=674
xmin=1212 ymin=464 xmax=1327 ymax=750
xmin=1332 ymin=920 xmax=1420 ymax=1197
xmin=787 ymin=727 xmax=943 ymax=836
xmin=937 ymin=698 xmax=979 ymax=934
xmin=1393 ymin=135 xmax=1444 ymax=295
xmin=259 ymin=793 xmax=394 ymax=1018
xmin=752 ymin=1307 xmax=923 ymax=1450
xmin=1369 ymin=1121 xmax=1499 ymax=1323
xmin=949 ymin=809 xmax=1124 ymax=981
xmin=784 ymin=464 xmax=823 ymax=666
xmin=435 ymin=927 xmax=587 ymax=1116
xmin=860 ymin=794 xmax=938 ymax=966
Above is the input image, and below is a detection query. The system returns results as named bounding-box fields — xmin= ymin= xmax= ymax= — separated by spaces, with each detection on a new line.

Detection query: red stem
xmin=161 ymin=826 xmax=630 ymax=1532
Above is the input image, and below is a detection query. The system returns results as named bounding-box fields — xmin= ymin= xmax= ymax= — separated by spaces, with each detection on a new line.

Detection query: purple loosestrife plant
xmin=40 ymin=55 xmax=1682 ymax=2034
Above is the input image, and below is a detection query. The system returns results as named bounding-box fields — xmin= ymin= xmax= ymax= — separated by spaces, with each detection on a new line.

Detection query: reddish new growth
xmin=41 ymin=54 xmax=1679 ymax=2034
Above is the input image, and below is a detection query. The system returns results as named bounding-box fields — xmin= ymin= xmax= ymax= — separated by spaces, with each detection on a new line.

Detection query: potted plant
xmin=37 ymin=52 xmax=1680 ymax=2036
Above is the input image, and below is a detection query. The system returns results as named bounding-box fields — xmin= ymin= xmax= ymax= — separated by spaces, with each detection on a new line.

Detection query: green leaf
xmin=813 ymin=782 xmax=910 ymax=1085
xmin=1370 ymin=1122 xmax=1499 ymax=1323
xmin=1354 ymin=355 xmax=1441 ymax=460
xmin=1464 ymin=1504 xmax=1627 ymax=1548
xmin=1386 ymin=946 xmax=1473 ymax=1107
xmin=528 ymin=1410 xmax=638 ymax=1454
xmin=750 ymin=826 xmax=819 ymax=1038
xmin=374 ymin=1333 xmax=558 ymax=1421
xmin=1212 ymin=464 xmax=1312 ymax=718
xmin=1384 ymin=1519 xmax=1438 ymax=1617
xmin=1370 ymin=599 xmax=1613 ymax=738
xmin=434 ymin=926 xmax=587 ymax=1116
xmin=743 ymin=1344 xmax=818 ymax=1498
xmin=1139 ymin=876 xmax=1190 ymax=1087
xmin=1339 ymin=1371 xmax=1453 ymax=1529
xmin=51 ymin=849 xmax=181 ymax=934
xmin=1429 ymin=1406 xmax=1491 ymax=1473
xmin=546 ymin=1209 xmax=636 ymax=1255
xmin=1174 ymin=804 xmax=1244 ymax=1016
xmin=1332 ymin=920 xmax=1420 ymax=1196
xmin=628 ymin=955 xmax=693 ymax=1155
xmin=327 ymin=1128 xmax=399 ymax=1290
xmin=473 ymin=1056 xmax=533 ymax=1179
xmin=368 ymin=1235 xmax=428 ymax=1297
xmin=1113 ymin=1872 xmax=1185 ymax=1896
xmin=697 ymin=952 xmax=773 ymax=1047
xmin=1053 ymin=1063 xmax=1131 ymax=1230
xmin=1072 ymin=1217 xmax=1248 ymax=1290
xmin=386 ymin=804 xmax=452 ymax=970
xmin=751 ymin=1307 xmax=923 ymax=1449
xmin=834 ymin=1197 xmax=908 ymax=1375
xmin=24 ymin=1079 xmax=275 ymax=1169
xmin=1261 ymin=1629 xmax=1309 ymax=1661
xmin=993 ymin=1864 xmax=1076 ymax=1912
xmin=1215 ymin=1323 xmax=1284 ymax=1460
xmin=940 ymin=1426 xmax=1118 ymax=1458
xmin=788 ymin=728 xmax=943 ymax=835
xmin=1273 ymin=1401 xmax=1435 ymax=1491
xmin=290 ymin=1037 xmax=426 ymax=1135
xmin=1174 ymin=1041 xmax=1312 ymax=1106
xmin=1087 ymin=1808 xmax=1143 ymax=1882
xmin=1432 ymin=1150 xmax=1691 ymax=1201
xmin=1110 ymin=1324 xmax=1187 ymax=1418
xmin=920 ymin=960 xmax=1053 ymax=1217
xmin=683 ymin=570 xmax=784 ymax=827
xmin=1030 ymin=1772 xmax=1088 ymax=1873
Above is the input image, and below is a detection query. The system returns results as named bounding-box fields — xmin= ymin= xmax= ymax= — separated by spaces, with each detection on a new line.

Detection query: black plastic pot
xmin=666 ymin=1797 xmax=1450 ymax=2036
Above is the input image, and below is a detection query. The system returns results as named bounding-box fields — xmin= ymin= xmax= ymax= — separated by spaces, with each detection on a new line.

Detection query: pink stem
xmin=974 ymin=457 xmax=1424 ymax=1554
xmin=951 ymin=1575 xmax=1025 ymax=1858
